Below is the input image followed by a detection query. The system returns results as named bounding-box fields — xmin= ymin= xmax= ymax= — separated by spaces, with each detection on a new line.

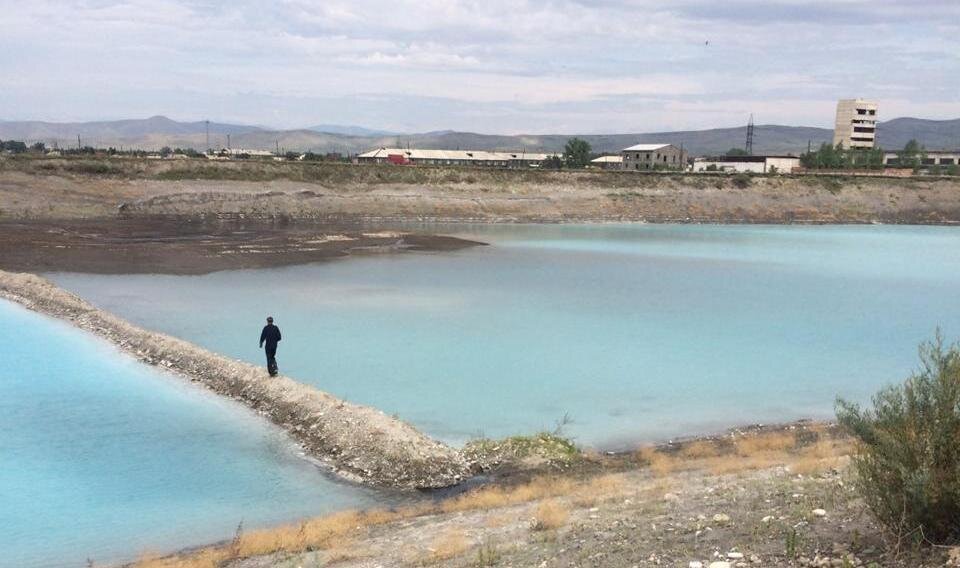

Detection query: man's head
xmin=266 ymin=316 xmax=274 ymax=324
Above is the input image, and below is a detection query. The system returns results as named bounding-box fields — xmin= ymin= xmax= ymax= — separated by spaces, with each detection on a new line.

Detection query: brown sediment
xmin=0 ymin=270 xmax=471 ymax=489
xmin=0 ymin=218 xmax=484 ymax=275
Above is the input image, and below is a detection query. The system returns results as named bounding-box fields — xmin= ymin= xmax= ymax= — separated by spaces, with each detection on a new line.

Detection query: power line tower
xmin=205 ymin=120 xmax=210 ymax=150
xmin=745 ymin=114 xmax=755 ymax=155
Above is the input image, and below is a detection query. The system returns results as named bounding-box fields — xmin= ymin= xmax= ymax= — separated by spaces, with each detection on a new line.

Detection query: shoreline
xmin=0 ymin=270 xmax=470 ymax=489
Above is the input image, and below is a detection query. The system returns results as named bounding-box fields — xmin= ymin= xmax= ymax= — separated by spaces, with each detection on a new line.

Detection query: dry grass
xmin=791 ymin=439 xmax=852 ymax=475
xmin=679 ymin=440 xmax=722 ymax=459
xmin=572 ymin=474 xmax=626 ymax=507
xmin=439 ymin=475 xmax=575 ymax=514
xmin=531 ymin=500 xmax=570 ymax=531
xmin=637 ymin=446 xmax=677 ymax=477
xmin=636 ymin=430 xmax=851 ymax=478
xmin=420 ymin=529 xmax=472 ymax=564
xmin=734 ymin=432 xmax=797 ymax=455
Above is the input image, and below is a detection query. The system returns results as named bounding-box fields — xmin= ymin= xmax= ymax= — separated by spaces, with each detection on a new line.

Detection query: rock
xmin=689 ymin=562 xmax=704 ymax=568
xmin=712 ymin=513 xmax=731 ymax=523
xmin=812 ymin=508 xmax=827 ymax=517
xmin=750 ymin=554 xmax=762 ymax=563
xmin=726 ymin=552 xmax=744 ymax=560
xmin=761 ymin=515 xmax=774 ymax=523
xmin=708 ymin=562 xmax=731 ymax=568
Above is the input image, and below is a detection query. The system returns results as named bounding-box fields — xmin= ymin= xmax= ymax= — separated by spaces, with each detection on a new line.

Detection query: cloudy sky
xmin=1 ymin=0 xmax=958 ymax=133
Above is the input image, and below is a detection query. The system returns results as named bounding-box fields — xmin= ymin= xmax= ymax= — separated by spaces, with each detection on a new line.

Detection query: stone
xmin=689 ymin=562 xmax=704 ymax=568
xmin=812 ymin=508 xmax=827 ymax=517
xmin=712 ymin=513 xmax=731 ymax=523
xmin=708 ymin=563 xmax=732 ymax=568
xmin=761 ymin=515 xmax=774 ymax=523
xmin=726 ymin=552 xmax=744 ymax=560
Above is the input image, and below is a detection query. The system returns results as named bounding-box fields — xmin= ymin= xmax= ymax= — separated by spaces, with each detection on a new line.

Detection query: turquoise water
xmin=0 ymin=301 xmax=381 ymax=568
xmin=51 ymin=224 xmax=960 ymax=449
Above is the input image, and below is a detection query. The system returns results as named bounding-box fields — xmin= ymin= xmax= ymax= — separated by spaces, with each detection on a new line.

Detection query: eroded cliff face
xmin=0 ymin=270 xmax=470 ymax=489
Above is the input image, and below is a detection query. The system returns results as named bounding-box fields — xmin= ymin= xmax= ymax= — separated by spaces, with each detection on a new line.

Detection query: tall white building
xmin=833 ymin=99 xmax=878 ymax=149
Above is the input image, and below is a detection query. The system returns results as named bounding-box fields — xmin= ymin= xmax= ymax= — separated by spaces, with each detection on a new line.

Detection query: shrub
xmin=731 ymin=173 xmax=751 ymax=188
xmin=836 ymin=333 xmax=960 ymax=544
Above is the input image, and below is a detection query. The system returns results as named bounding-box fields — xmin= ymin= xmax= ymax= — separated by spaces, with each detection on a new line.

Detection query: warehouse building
xmin=621 ymin=143 xmax=687 ymax=171
xmin=692 ymin=155 xmax=800 ymax=173
xmin=355 ymin=147 xmax=558 ymax=168
xmin=882 ymin=149 xmax=959 ymax=168
xmin=590 ymin=155 xmax=623 ymax=170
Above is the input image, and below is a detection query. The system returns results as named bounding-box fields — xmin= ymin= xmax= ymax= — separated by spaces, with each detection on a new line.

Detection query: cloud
xmin=0 ymin=0 xmax=957 ymax=132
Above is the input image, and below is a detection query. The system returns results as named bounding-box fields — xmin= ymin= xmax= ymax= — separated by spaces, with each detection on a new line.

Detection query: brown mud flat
xmin=0 ymin=218 xmax=483 ymax=275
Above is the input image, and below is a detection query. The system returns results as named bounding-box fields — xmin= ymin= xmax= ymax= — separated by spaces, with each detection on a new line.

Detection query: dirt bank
xmin=2 ymin=157 xmax=960 ymax=224
xmin=0 ymin=218 xmax=482 ymax=274
xmin=0 ymin=270 xmax=470 ymax=488
xmin=134 ymin=426 xmax=955 ymax=568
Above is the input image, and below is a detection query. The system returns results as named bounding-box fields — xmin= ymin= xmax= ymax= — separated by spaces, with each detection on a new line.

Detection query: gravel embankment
xmin=0 ymin=270 xmax=470 ymax=489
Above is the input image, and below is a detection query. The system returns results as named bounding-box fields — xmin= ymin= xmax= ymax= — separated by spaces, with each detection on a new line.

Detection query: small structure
xmin=590 ymin=155 xmax=623 ymax=170
xmin=621 ymin=143 xmax=687 ymax=171
xmin=834 ymin=98 xmax=878 ymax=149
xmin=693 ymin=155 xmax=800 ymax=174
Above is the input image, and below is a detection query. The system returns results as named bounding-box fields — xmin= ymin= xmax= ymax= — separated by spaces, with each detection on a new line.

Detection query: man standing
xmin=259 ymin=316 xmax=282 ymax=376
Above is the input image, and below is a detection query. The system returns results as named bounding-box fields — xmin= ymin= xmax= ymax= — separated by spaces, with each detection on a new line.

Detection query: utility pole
xmin=205 ymin=120 xmax=210 ymax=150
xmin=745 ymin=114 xmax=754 ymax=155
xmin=77 ymin=135 xmax=82 ymax=150
xmin=276 ymin=140 xmax=280 ymax=155
xmin=227 ymin=134 xmax=231 ymax=149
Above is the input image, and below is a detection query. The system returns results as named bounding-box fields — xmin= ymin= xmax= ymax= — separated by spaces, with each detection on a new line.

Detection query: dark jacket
xmin=259 ymin=324 xmax=282 ymax=349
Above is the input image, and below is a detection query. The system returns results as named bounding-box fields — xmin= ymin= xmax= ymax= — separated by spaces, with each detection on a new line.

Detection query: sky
xmin=1 ymin=0 xmax=958 ymax=134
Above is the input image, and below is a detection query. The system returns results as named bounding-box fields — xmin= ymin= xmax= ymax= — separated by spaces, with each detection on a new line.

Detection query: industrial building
xmin=692 ymin=155 xmax=800 ymax=174
xmin=590 ymin=155 xmax=623 ymax=169
xmin=355 ymin=147 xmax=558 ymax=168
xmin=883 ymin=150 xmax=959 ymax=168
xmin=620 ymin=143 xmax=687 ymax=171
xmin=833 ymin=99 xmax=878 ymax=149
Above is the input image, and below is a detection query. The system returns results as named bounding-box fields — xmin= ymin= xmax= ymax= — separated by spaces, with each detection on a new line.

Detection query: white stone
xmin=813 ymin=508 xmax=827 ymax=517
xmin=712 ymin=513 xmax=731 ymax=523
xmin=708 ymin=562 xmax=732 ymax=568
xmin=689 ymin=562 xmax=704 ymax=568
xmin=761 ymin=515 xmax=774 ymax=523
xmin=727 ymin=552 xmax=745 ymax=559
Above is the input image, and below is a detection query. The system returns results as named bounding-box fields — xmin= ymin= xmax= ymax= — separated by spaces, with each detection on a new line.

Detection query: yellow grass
xmin=572 ymin=473 xmax=626 ymax=507
xmin=680 ymin=440 xmax=722 ymax=459
xmin=791 ymin=439 xmax=852 ymax=475
xmin=531 ymin=500 xmax=570 ymax=531
xmin=422 ymin=529 xmax=472 ymax=564
xmin=440 ymin=475 xmax=575 ymax=514
xmin=734 ymin=432 xmax=796 ymax=456
xmin=637 ymin=446 xmax=677 ymax=477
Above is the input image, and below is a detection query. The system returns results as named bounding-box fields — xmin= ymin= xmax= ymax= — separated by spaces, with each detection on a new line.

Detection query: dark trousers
xmin=265 ymin=346 xmax=278 ymax=376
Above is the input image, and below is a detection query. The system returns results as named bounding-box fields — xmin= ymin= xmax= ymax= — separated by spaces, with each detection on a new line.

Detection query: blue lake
xmin=50 ymin=224 xmax=960 ymax=449
xmin=0 ymin=301 xmax=380 ymax=568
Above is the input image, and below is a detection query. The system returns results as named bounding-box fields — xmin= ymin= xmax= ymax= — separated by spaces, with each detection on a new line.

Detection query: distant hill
xmin=0 ymin=116 xmax=260 ymax=148
xmin=1 ymin=115 xmax=957 ymax=156
xmin=308 ymin=124 xmax=397 ymax=136
xmin=875 ymin=117 xmax=960 ymax=150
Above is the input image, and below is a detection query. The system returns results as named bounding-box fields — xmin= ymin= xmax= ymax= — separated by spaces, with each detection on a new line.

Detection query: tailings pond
xmin=50 ymin=224 xmax=960 ymax=448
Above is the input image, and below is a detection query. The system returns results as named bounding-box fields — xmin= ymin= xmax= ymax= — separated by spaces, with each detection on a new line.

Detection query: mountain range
xmin=1 ymin=116 xmax=957 ymax=156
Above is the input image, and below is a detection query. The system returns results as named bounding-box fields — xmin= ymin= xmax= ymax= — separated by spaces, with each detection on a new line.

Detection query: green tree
xmin=725 ymin=148 xmax=749 ymax=157
xmin=159 ymin=146 xmax=173 ymax=158
xmin=30 ymin=141 xmax=46 ymax=153
xmin=898 ymin=139 xmax=925 ymax=172
xmin=563 ymin=138 xmax=592 ymax=169
xmin=542 ymin=155 xmax=563 ymax=170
